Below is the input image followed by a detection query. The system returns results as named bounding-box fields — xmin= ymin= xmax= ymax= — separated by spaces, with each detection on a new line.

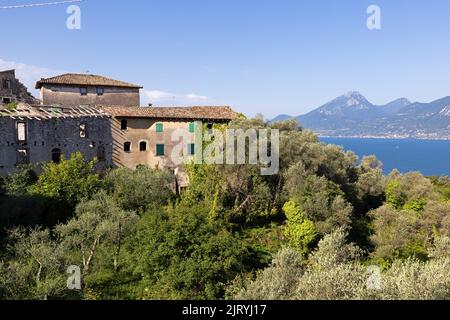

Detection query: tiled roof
xmin=35 ymin=73 xmax=143 ymax=89
xmin=0 ymin=103 xmax=110 ymax=119
xmin=100 ymin=106 xmax=238 ymax=121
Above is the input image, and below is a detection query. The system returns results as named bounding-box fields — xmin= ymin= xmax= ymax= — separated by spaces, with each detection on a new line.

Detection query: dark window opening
xmin=121 ymin=119 xmax=128 ymax=130
xmin=2 ymin=79 xmax=11 ymax=89
xmin=51 ymin=148 xmax=62 ymax=164
xmin=80 ymin=87 xmax=88 ymax=95
xmin=2 ymin=97 xmax=12 ymax=104
xmin=97 ymin=146 xmax=106 ymax=161
xmin=124 ymin=142 xmax=131 ymax=152
xmin=97 ymin=87 xmax=104 ymax=96
xmin=16 ymin=149 xmax=29 ymax=165
xmin=140 ymin=141 xmax=147 ymax=151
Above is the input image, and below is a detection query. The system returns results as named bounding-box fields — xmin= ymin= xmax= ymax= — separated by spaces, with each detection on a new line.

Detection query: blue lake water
xmin=320 ymin=138 xmax=450 ymax=177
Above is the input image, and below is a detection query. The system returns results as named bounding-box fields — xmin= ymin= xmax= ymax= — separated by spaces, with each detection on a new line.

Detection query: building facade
xmin=0 ymin=104 xmax=113 ymax=176
xmin=35 ymin=73 xmax=142 ymax=107
xmin=0 ymin=72 xmax=237 ymax=189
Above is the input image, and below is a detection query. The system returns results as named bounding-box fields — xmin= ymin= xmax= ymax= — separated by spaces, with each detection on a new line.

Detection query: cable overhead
xmin=0 ymin=0 xmax=83 ymax=10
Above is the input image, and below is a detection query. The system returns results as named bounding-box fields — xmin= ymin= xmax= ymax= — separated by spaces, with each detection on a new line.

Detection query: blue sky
xmin=1 ymin=0 xmax=450 ymax=118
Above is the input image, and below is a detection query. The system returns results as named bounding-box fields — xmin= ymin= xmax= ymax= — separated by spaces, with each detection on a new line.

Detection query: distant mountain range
xmin=272 ymin=92 xmax=450 ymax=139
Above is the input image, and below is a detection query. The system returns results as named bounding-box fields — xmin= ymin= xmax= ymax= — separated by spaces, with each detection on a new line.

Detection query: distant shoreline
xmin=318 ymin=135 xmax=450 ymax=141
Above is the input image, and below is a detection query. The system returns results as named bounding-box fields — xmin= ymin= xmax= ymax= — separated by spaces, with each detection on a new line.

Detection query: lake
xmin=321 ymin=138 xmax=450 ymax=177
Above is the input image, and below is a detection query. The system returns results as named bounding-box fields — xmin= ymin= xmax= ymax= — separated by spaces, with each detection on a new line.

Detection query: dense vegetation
xmin=0 ymin=118 xmax=449 ymax=300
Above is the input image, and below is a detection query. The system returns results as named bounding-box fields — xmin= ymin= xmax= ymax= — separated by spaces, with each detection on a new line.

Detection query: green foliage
xmin=126 ymin=204 xmax=261 ymax=300
xmin=4 ymin=102 xmax=18 ymax=111
xmin=104 ymin=166 xmax=175 ymax=212
xmin=283 ymin=201 xmax=317 ymax=254
xmin=0 ymin=117 xmax=447 ymax=301
xmin=2 ymin=165 xmax=37 ymax=196
xmin=29 ymin=152 xmax=102 ymax=209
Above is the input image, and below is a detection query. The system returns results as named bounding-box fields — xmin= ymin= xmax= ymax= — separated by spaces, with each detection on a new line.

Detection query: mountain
xmin=272 ymin=92 xmax=450 ymax=139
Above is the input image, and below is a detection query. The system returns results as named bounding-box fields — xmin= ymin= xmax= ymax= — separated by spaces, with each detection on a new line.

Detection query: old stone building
xmin=0 ymin=70 xmax=39 ymax=105
xmin=1 ymin=72 xmax=237 ymax=190
xmin=35 ymin=73 xmax=142 ymax=107
xmin=0 ymin=104 xmax=113 ymax=176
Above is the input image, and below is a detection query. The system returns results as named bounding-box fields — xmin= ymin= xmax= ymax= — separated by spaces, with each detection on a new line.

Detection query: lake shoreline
xmin=319 ymin=135 xmax=450 ymax=141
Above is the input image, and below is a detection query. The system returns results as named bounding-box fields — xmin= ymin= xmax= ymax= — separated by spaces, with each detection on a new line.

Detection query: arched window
xmin=121 ymin=119 xmax=128 ymax=130
xmin=51 ymin=148 xmax=62 ymax=164
xmin=139 ymin=141 xmax=147 ymax=151
xmin=124 ymin=142 xmax=131 ymax=152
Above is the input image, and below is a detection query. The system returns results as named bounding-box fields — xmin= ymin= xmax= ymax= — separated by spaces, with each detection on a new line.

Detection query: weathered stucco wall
xmin=111 ymin=117 xmax=197 ymax=170
xmin=40 ymin=85 xmax=140 ymax=107
xmin=0 ymin=116 xmax=113 ymax=175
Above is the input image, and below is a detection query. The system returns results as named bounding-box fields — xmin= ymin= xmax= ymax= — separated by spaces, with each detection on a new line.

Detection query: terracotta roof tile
xmin=100 ymin=106 xmax=238 ymax=121
xmin=35 ymin=73 xmax=142 ymax=89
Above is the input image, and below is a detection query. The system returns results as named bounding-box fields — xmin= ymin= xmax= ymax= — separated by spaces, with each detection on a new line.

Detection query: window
xmin=2 ymin=97 xmax=12 ymax=104
xmin=189 ymin=123 xmax=196 ymax=133
xmin=17 ymin=122 xmax=27 ymax=142
xmin=188 ymin=143 xmax=195 ymax=156
xmin=207 ymin=123 xmax=214 ymax=134
xmin=97 ymin=87 xmax=104 ymax=96
xmin=120 ymin=119 xmax=128 ymax=130
xmin=140 ymin=141 xmax=147 ymax=151
xmin=156 ymin=144 xmax=165 ymax=156
xmin=80 ymin=87 xmax=88 ymax=95
xmin=156 ymin=123 xmax=164 ymax=133
xmin=51 ymin=148 xmax=62 ymax=164
xmin=97 ymin=146 xmax=106 ymax=161
xmin=79 ymin=123 xmax=87 ymax=138
xmin=2 ymin=79 xmax=11 ymax=89
xmin=124 ymin=142 xmax=131 ymax=152
xmin=17 ymin=149 xmax=29 ymax=165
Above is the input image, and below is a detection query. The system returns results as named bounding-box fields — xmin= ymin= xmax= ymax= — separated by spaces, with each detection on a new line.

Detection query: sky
xmin=1 ymin=0 xmax=450 ymax=118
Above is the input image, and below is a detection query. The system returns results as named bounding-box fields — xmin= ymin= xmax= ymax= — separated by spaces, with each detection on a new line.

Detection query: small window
xmin=97 ymin=146 xmax=106 ymax=161
xmin=189 ymin=123 xmax=196 ymax=133
xmin=80 ymin=87 xmax=88 ymax=95
xmin=17 ymin=122 xmax=27 ymax=142
xmin=188 ymin=143 xmax=195 ymax=156
xmin=17 ymin=149 xmax=29 ymax=165
xmin=124 ymin=142 xmax=131 ymax=152
xmin=140 ymin=141 xmax=147 ymax=151
xmin=156 ymin=144 xmax=165 ymax=156
xmin=2 ymin=79 xmax=11 ymax=89
xmin=51 ymin=148 xmax=62 ymax=164
xmin=97 ymin=87 xmax=104 ymax=96
xmin=207 ymin=123 xmax=214 ymax=134
xmin=120 ymin=119 xmax=128 ymax=130
xmin=2 ymin=97 xmax=12 ymax=104
xmin=79 ymin=123 xmax=88 ymax=138
xmin=156 ymin=123 xmax=164 ymax=133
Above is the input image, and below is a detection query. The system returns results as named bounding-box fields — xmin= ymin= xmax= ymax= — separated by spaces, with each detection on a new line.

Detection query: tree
xmin=126 ymin=203 xmax=260 ymax=300
xmin=0 ymin=228 xmax=68 ymax=300
xmin=283 ymin=201 xmax=317 ymax=255
xmin=55 ymin=191 xmax=137 ymax=275
xmin=29 ymin=152 xmax=102 ymax=212
xmin=105 ymin=166 xmax=175 ymax=212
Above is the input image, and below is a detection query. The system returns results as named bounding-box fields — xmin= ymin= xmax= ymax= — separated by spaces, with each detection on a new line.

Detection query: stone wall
xmin=0 ymin=70 xmax=39 ymax=105
xmin=0 ymin=116 xmax=113 ymax=175
xmin=40 ymin=85 xmax=140 ymax=107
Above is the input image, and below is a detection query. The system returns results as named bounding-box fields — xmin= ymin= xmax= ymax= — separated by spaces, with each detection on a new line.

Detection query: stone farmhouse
xmin=0 ymin=70 xmax=238 ymax=189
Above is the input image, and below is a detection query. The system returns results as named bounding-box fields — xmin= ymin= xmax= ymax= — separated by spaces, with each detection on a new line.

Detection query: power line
xmin=0 ymin=0 xmax=83 ymax=10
